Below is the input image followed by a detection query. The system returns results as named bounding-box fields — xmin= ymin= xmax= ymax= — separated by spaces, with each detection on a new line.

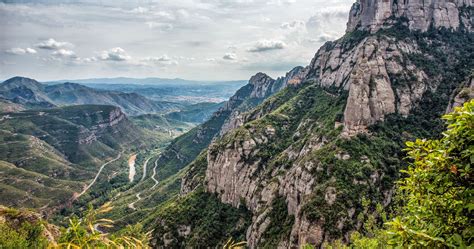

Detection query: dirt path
xmin=76 ymin=152 xmax=122 ymax=198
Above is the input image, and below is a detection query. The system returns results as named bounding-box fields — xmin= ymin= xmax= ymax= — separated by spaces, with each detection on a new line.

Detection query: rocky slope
xmin=0 ymin=206 xmax=60 ymax=245
xmin=152 ymin=0 xmax=473 ymax=247
xmin=0 ymin=98 xmax=25 ymax=112
xmin=152 ymin=68 xmax=303 ymax=184
xmin=447 ymin=74 xmax=474 ymax=113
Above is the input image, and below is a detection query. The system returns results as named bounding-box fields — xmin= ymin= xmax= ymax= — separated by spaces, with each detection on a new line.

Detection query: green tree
xmin=57 ymin=202 xmax=151 ymax=248
xmin=385 ymin=100 xmax=473 ymax=247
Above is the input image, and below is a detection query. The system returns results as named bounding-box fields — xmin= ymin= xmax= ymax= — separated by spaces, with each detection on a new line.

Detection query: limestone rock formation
xmin=347 ymin=0 xmax=474 ymax=33
xmin=175 ymin=0 xmax=473 ymax=247
xmin=219 ymin=67 xmax=305 ymax=136
xmin=447 ymin=75 xmax=474 ymax=113
xmin=78 ymin=107 xmax=127 ymax=144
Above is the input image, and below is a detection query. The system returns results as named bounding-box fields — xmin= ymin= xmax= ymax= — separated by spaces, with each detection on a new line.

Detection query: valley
xmin=0 ymin=0 xmax=473 ymax=248
xmin=0 ymin=77 xmax=211 ymax=214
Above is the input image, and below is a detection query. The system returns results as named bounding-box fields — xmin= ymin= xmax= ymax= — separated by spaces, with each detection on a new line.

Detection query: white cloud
xmin=153 ymin=11 xmax=175 ymax=20
xmin=81 ymin=57 xmax=98 ymax=63
xmin=267 ymin=0 xmax=296 ymax=5
xmin=223 ymin=53 xmax=237 ymax=60
xmin=130 ymin=6 xmax=149 ymax=14
xmin=25 ymin=48 xmax=37 ymax=54
xmin=0 ymin=0 xmax=352 ymax=80
xmin=143 ymin=55 xmax=179 ymax=66
xmin=280 ymin=20 xmax=305 ymax=29
xmin=36 ymin=38 xmax=73 ymax=50
xmin=99 ymin=47 xmax=131 ymax=61
xmin=5 ymin=47 xmax=37 ymax=55
xmin=146 ymin=22 xmax=174 ymax=31
xmin=52 ymin=49 xmax=76 ymax=58
xmin=176 ymin=9 xmax=190 ymax=19
xmin=248 ymin=40 xmax=286 ymax=52
xmin=155 ymin=54 xmax=171 ymax=61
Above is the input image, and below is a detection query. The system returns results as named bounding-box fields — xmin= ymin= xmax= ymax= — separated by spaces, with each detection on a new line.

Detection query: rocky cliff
xmin=446 ymin=74 xmax=474 ymax=113
xmin=347 ymin=0 xmax=474 ymax=33
xmin=77 ymin=106 xmax=127 ymax=145
xmin=219 ymin=67 xmax=304 ymax=136
xmin=149 ymin=0 xmax=474 ymax=247
xmin=169 ymin=0 xmax=474 ymax=248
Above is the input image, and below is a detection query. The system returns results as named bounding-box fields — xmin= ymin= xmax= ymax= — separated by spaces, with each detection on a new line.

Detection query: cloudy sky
xmin=0 ymin=0 xmax=353 ymax=81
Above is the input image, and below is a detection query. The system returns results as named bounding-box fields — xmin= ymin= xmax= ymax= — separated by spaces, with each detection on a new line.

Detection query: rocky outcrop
xmin=347 ymin=0 xmax=474 ymax=33
xmin=78 ymin=107 xmax=127 ymax=144
xmin=305 ymin=35 xmax=430 ymax=136
xmin=446 ymin=75 xmax=474 ymax=113
xmin=219 ymin=67 xmax=305 ymax=136
xmin=248 ymin=73 xmax=276 ymax=99
xmin=0 ymin=206 xmax=60 ymax=245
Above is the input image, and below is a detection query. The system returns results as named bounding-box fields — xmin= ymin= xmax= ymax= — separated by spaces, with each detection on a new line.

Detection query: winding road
xmin=76 ymin=152 xmax=122 ymax=198
xmin=127 ymin=193 xmax=141 ymax=210
xmin=150 ymin=158 xmax=159 ymax=189
xmin=140 ymin=157 xmax=151 ymax=181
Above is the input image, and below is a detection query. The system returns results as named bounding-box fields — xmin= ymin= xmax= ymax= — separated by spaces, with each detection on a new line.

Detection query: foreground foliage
xmin=345 ymin=100 xmax=473 ymax=248
xmin=57 ymin=202 xmax=151 ymax=248
xmin=388 ymin=100 xmax=473 ymax=247
xmin=0 ymin=203 xmax=151 ymax=248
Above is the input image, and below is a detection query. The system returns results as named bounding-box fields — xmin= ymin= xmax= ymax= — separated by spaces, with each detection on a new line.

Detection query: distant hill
xmin=0 ymin=77 xmax=182 ymax=116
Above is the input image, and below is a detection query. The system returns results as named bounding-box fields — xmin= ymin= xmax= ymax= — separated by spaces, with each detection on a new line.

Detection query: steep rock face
xmin=248 ymin=73 xmax=276 ymax=98
xmin=196 ymin=2 xmax=474 ymax=248
xmin=78 ymin=107 xmax=127 ymax=144
xmin=304 ymin=35 xmax=430 ymax=135
xmin=203 ymin=85 xmax=349 ymax=247
xmin=347 ymin=0 xmax=474 ymax=33
xmin=446 ymin=75 xmax=474 ymax=113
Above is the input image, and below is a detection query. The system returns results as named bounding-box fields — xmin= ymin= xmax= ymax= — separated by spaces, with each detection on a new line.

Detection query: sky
xmin=0 ymin=0 xmax=353 ymax=81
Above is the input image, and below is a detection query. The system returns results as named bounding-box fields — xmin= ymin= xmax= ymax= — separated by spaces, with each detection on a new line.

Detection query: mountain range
xmin=0 ymin=77 xmax=182 ymax=116
xmin=48 ymin=77 xmax=246 ymax=86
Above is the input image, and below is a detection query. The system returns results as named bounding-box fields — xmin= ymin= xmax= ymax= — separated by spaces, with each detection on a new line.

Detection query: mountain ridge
xmin=149 ymin=0 xmax=473 ymax=247
xmin=0 ymin=76 xmax=182 ymax=116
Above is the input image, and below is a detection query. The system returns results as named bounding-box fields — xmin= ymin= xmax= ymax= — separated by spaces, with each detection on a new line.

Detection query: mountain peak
xmin=1 ymin=76 xmax=44 ymax=92
xmin=2 ymin=76 xmax=41 ymax=85
xmin=347 ymin=0 xmax=473 ymax=33
xmin=249 ymin=72 xmax=273 ymax=86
